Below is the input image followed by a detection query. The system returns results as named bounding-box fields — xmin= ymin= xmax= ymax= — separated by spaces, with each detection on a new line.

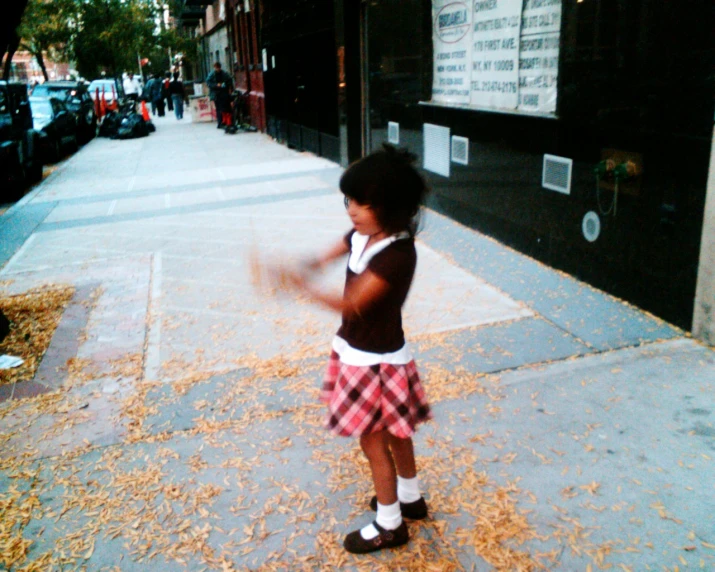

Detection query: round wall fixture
xmin=582 ymin=211 xmax=601 ymax=242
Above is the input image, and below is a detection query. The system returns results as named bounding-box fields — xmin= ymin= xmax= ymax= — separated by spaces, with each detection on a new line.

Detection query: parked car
xmin=0 ymin=81 xmax=43 ymax=199
xmin=30 ymin=81 xmax=97 ymax=142
xmin=29 ymin=97 xmax=78 ymax=162
xmin=87 ymin=78 xmax=125 ymax=111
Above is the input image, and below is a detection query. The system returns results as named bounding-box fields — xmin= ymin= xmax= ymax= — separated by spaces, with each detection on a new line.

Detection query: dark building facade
xmin=261 ymin=0 xmax=342 ymax=163
xmin=261 ymin=0 xmax=714 ymax=331
xmin=229 ymin=0 xmax=266 ymax=132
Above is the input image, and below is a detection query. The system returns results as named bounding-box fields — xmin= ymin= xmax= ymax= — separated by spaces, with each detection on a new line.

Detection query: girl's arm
xmin=305 ymin=239 xmax=350 ymax=271
xmin=289 ymin=268 xmax=390 ymax=317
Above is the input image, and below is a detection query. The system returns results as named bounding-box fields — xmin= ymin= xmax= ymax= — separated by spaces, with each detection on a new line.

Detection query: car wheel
xmin=81 ymin=111 xmax=96 ymax=143
xmin=6 ymin=154 xmax=26 ymax=201
xmin=50 ymin=139 xmax=61 ymax=162
xmin=86 ymin=116 xmax=97 ymax=141
xmin=28 ymin=156 xmax=43 ymax=183
xmin=68 ymin=134 xmax=79 ymax=153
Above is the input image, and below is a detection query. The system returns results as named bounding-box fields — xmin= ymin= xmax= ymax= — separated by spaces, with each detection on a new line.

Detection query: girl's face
xmin=345 ymin=197 xmax=385 ymax=237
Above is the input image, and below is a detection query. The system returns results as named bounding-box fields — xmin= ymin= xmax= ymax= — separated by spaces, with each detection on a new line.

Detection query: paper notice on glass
xmin=469 ymin=0 xmax=522 ymax=110
xmin=518 ymin=0 xmax=561 ymax=113
xmin=432 ymin=0 xmax=472 ymax=105
xmin=0 ymin=355 xmax=24 ymax=369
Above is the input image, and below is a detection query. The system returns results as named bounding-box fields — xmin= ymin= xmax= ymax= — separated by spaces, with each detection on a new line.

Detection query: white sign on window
xmin=470 ymin=0 xmax=522 ymax=110
xmin=432 ymin=0 xmax=472 ymax=105
xmin=431 ymin=0 xmax=561 ymax=116
xmin=518 ymin=0 xmax=560 ymax=113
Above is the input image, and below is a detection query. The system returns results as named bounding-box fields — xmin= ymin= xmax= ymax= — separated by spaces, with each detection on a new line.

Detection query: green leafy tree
xmin=143 ymin=26 xmax=198 ymax=77
xmin=72 ymin=0 xmax=158 ymax=79
xmin=17 ymin=0 xmax=74 ymax=80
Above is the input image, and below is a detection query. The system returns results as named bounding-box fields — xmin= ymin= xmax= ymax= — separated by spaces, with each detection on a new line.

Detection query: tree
xmin=144 ymin=26 xmax=198 ymax=76
xmin=14 ymin=0 xmax=188 ymax=81
xmin=17 ymin=0 xmax=74 ymax=81
xmin=1 ymin=0 xmax=29 ymax=79
xmin=72 ymin=0 xmax=158 ymax=79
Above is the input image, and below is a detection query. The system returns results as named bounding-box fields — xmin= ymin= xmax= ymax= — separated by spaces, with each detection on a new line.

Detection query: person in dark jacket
xmin=206 ymin=62 xmax=233 ymax=129
xmin=169 ymin=72 xmax=185 ymax=120
xmin=144 ymin=73 xmax=165 ymax=117
xmin=144 ymin=74 xmax=157 ymax=115
xmin=164 ymin=72 xmax=173 ymax=112
xmin=152 ymin=74 xmax=166 ymax=117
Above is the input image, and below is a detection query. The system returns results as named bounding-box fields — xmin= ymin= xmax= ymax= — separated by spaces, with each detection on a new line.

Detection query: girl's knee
xmin=360 ymin=431 xmax=389 ymax=460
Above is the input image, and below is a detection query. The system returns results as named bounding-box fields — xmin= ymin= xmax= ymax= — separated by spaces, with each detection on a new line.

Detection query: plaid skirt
xmin=321 ymin=351 xmax=432 ymax=438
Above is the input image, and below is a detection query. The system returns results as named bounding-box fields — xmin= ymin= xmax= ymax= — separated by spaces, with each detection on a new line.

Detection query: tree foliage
xmin=73 ymin=0 xmax=158 ymax=78
xmin=16 ymin=0 xmax=198 ymax=80
xmin=17 ymin=0 xmax=74 ymax=80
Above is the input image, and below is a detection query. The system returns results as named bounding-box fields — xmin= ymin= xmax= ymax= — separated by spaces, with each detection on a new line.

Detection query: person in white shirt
xmin=123 ymin=72 xmax=141 ymax=106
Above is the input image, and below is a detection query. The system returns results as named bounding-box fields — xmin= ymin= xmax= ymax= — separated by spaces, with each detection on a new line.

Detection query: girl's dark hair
xmin=339 ymin=144 xmax=429 ymax=236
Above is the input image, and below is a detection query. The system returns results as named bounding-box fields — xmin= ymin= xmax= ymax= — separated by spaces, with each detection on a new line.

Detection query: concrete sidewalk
xmin=0 ymin=114 xmax=713 ymax=571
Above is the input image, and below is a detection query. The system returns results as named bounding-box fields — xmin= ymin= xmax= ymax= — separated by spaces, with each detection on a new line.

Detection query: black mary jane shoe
xmin=369 ymin=496 xmax=428 ymax=520
xmin=343 ymin=521 xmax=409 ymax=554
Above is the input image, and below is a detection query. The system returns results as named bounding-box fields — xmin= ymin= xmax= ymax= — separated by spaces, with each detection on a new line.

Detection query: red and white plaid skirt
xmin=321 ymin=351 xmax=432 ymax=438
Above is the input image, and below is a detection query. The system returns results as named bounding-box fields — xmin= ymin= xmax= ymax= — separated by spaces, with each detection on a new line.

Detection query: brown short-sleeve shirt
xmin=336 ymin=230 xmax=417 ymax=353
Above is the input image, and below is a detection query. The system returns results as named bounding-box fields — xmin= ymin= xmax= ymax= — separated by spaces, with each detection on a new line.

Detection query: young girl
xmin=281 ymin=145 xmax=432 ymax=554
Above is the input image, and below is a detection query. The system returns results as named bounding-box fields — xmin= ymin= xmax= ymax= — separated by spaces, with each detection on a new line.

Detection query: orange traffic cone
xmin=100 ymin=87 xmax=107 ymax=117
xmin=141 ymin=100 xmax=150 ymax=121
xmin=94 ymin=88 xmax=102 ymax=119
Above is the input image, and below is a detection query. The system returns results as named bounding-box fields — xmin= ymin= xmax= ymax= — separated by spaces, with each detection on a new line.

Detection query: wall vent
xmin=451 ymin=136 xmax=469 ymax=165
xmin=387 ymin=122 xmax=400 ymax=145
xmin=582 ymin=211 xmax=601 ymax=242
xmin=423 ymin=123 xmax=451 ymax=177
xmin=542 ymin=154 xmax=573 ymax=194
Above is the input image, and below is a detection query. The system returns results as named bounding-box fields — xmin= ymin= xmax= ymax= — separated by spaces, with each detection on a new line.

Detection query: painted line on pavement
xmin=0 ymin=234 xmax=37 ymax=275
xmin=35 ymin=188 xmax=336 ymax=233
xmin=144 ymin=251 xmax=163 ymax=381
xmin=28 ymin=167 xmax=343 ymax=208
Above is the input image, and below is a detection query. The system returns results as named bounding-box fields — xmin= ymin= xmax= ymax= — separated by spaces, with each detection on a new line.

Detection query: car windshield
xmin=30 ymin=99 xmax=53 ymax=118
xmin=88 ymin=81 xmax=117 ymax=94
xmin=33 ymin=86 xmax=74 ymax=101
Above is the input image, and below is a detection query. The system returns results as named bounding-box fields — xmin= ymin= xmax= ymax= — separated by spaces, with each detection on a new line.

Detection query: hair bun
xmin=381 ymin=143 xmax=417 ymax=165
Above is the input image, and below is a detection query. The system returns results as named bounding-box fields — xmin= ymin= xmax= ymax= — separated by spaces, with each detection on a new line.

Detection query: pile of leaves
xmin=0 ymin=285 xmax=75 ymax=387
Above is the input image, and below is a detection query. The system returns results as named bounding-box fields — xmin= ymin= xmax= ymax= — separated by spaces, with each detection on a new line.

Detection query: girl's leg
xmin=388 ymin=434 xmax=424 ymax=505
xmin=360 ymin=430 xmax=397 ymax=505
xmin=352 ymin=429 xmax=404 ymax=545
xmin=387 ymin=434 xmax=416 ymax=479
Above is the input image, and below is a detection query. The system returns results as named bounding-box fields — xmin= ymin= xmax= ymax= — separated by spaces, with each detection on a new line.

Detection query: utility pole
xmin=137 ymin=53 xmax=144 ymax=82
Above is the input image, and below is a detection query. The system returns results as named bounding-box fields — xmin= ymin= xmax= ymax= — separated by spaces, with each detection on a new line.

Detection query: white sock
xmin=397 ymin=475 xmax=421 ymax=503
xmin=360 ymin=500 xmax=402 ymax=539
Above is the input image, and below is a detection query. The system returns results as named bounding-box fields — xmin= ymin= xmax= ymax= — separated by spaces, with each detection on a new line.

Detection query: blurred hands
xmin=249 ymin=250 xmax=310 ymax=296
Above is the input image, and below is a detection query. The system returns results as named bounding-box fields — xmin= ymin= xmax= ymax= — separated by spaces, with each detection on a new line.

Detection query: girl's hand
xmin=266 ymin=264 xmax=308 ymax=293
xmin=279 ymin=266 xmax=308 ymax=291
xmin=300 ymin=257 xmax=323 ymax=274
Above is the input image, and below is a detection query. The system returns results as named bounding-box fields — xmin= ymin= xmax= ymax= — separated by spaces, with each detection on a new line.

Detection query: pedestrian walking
xmin=169 ymin=72 xmax=185 ymax=120
xmin=144 ymin=74 xmax=157 ymax=116
xmin=206 ymin=62 xmax=233 ymax=129
xmin=149 ymin=73 xmax=165 ymax=117
xmin=123 ymin=72 xmax=141 ymax=108
xmin=266 ymin=145 xmax=432 ymax=554
xmin=164 ymin=72 xmax=174 ymax=113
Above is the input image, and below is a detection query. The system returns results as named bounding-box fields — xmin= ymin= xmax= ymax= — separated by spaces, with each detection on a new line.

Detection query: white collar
xmin=348 ymin=231 xmax=409 ymax=274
